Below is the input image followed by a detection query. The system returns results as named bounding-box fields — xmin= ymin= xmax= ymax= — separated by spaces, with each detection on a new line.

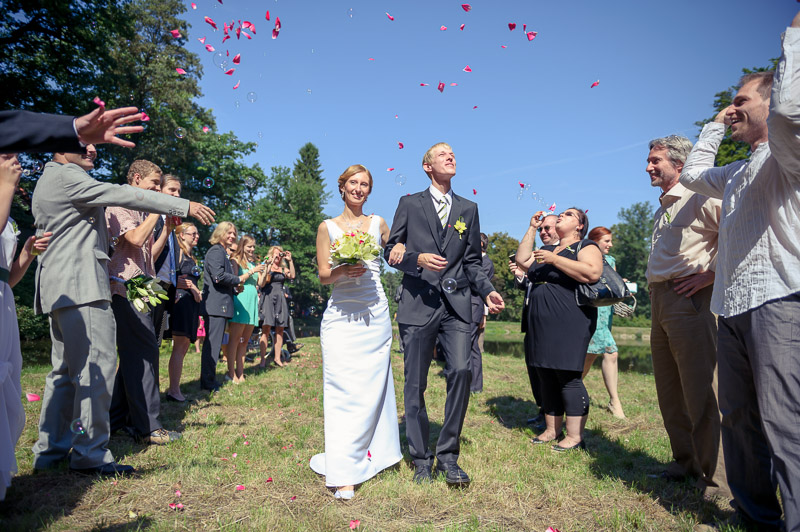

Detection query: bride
xmin=309 ymin=164 xmax=403 ymax=500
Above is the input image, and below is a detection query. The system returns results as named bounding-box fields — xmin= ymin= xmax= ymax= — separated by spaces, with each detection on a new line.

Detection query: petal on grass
xmin=26 ymin=393 xmax=41 ymax=402
xmin=235 ymin=485 xmax=245 ymax=491
xmin=349 ymin=520 xmax=361 ymax=529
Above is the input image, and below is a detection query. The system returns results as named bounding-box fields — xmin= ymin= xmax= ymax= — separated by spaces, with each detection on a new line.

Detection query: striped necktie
xmin=437 ymin=196 xmax=448 ymax=228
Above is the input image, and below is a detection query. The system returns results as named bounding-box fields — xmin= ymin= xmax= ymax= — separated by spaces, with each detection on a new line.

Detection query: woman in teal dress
xmin=224 ymin=235 xmax=264 ymax=383
xmin=583 ymin=227 xmax=625 ymax=418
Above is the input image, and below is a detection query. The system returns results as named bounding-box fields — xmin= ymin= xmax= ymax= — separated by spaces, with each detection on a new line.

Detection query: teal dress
xmin=587 ymin=255 xmax=618 ymax=355
xmin=232 ymin=261 xmax=259 ymax=326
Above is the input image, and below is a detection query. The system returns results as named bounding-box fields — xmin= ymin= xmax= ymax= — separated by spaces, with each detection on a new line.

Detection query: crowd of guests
xmin=0 ymin=11 xmax=799 ymax=531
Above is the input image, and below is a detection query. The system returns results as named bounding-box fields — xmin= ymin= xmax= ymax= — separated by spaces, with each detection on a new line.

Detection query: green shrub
xmin=15 ymin=297 xmax=50 ymax=341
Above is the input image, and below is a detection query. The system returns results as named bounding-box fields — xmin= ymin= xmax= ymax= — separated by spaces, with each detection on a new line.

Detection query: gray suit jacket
xmin=32 ymin=161 xmax=190 ymax=314
xmin=201 ymin=243 xmax=240 ymax=318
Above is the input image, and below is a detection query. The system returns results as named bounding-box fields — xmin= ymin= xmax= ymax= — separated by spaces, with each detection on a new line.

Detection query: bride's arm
xmin=381 ymin=217 xmax=406 ymax=265
xmin=316 ymin=221 xmax=365 ymax=285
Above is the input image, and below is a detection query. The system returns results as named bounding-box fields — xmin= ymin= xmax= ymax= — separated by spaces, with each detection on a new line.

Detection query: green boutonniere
xmin=10 ymin=220 xmax=19 ymax=236
xmin=453 ymin=217 xmax=467 ymax=239
xmin=664 ymin=211 xmax=672 ymax=224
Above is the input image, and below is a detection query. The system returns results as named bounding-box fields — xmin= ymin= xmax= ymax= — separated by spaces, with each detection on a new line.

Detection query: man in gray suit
xmin=31 ymin=145 xmax=214 ymax=476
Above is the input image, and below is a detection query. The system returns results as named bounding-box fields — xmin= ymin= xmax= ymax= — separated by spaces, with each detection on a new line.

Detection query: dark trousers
xmin=109 ymin=295 xmax=162 ymax=435
xmin=469 ymin=299 xmax=484 ymax=392
xmin=536 ymin=368 xmax=589 ymax=417
xmin=200 ymin=314 xmax=226 ymax=389
xmin=718 ymin=293 xmax=800 ymax=532
xmin=400 ymin=300 xmax=472 ymax=467
xmin=151 ymin=283 xmax=176 ymax=346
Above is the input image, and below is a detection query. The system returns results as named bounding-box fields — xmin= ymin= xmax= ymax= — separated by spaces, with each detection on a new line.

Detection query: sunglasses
xmin=537 ymin=226 xmax=554 ymax=233
xmin=559 ymin=211 xmax=578 ymax=219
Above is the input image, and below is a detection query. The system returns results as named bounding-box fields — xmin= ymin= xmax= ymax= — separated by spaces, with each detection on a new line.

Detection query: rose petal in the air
xmin=204 ymin=16 xmax=217 ymax=29
xmin=232 ymin=80 xmax=240 ymax=89
xmin=386 ymin=12 xmax=394 ymax=21
xmin=501 ymin=45 xmax=507 ymax=48
xmin=141 ymin=111 xmax=150 ymax=121
xmin=198 ymin=36 xmax=206 ymax=44
xmin=437 ymin=82 xmax=445 ymax=93
xmin=175 ymin=68 xmax=187 ymax=75
xmin=92 ymin=97 xmax=105 ymax=108
xmin=508 ymin=23 xmax=516 ymax=31
xmin=275 ymin=16 xmax=281 ymax=30
xmin=420 ymin=83 xmax=429 ymax=86
xmin=205 ymin=44 xmax=215 ymax=52
xmin=368 ymin=57 xmax=374 ymax=61
xmin=202 ymin=126 xmax=209 ymax=132
xmin=265 ymin=10 xmax=270 ymax=21
xmin=462 ymin=4 xmax=471 ymax=11
xmin=232 ymin=53 xmax=241 ymax=64
xmin=450 ymin=83 xmax=457 ymax=86
xmin=272 ymin=29 xmax=279 ymax=39
xmin=387 ymin=168 xmax=395 ymax=171
xmin=548 ymin=203 xmax=557 ymax=212
xmin=224 ymin=68 xmax=235 ymax=75
xmin=463 ymin=65 xmax=472 ymax=72
xmin=440 ymin=25 xmax=447 ymax=31
xmin=26 ymin=393 xmax=41 ymax=402
xmin=590 ymin=80 xmax=600 ymax=88
xmin=460 ymin=24 xmax=465 ymax=30
xmin=242 ymin=30 xmax=251 ymax=39
xmin=398 ymin=142 xmax=404 ymax=149
xmin=191 ymin=3 xmax=196 ymax=9
xmin=527 ymin=31 xmax=537 ymax=41
xmin=236 ymin=27 xmax=241 ymax=39
xmin=472 ymin=189 xmax=477 ymax=195
xmin=222 ymin=34 xmax=230 ymax=43
xmin=518 ymin=181 xmax=525 ymax=188
xmin=473 ymin=105 xmax=478 ymax=109
xmin=170 ymin=29 xmax=181 ymax=38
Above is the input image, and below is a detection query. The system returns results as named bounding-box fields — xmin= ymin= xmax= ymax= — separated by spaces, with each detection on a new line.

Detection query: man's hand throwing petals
xmin=75 ymin=105 xmax=145 ymax=148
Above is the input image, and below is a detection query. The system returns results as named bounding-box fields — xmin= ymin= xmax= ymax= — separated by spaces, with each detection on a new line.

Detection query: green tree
xmin=610 ymin=202 xmax=654 ymax=319
xmin=485 ymin=232 xmax=523 ymax=323
xmin=694 ymin=60 xmax=778 ymax=166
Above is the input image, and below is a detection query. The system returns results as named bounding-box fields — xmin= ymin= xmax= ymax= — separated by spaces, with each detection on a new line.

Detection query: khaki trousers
xmin=650 ymin=282 xmax=729 ymax=497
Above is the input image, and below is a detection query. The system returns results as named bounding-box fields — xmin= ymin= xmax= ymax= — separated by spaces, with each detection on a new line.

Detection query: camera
xmin=279 ymin=251 xmax=287 ymax=258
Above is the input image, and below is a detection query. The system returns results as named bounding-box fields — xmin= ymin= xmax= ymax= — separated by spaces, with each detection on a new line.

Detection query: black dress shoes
xmin=413 ymin=464 xmax=432 ymax=484
xmin=434 ymin=462 xmax=471 ymax=486
xmin=71 ymin=462 xmax=136 ymax=477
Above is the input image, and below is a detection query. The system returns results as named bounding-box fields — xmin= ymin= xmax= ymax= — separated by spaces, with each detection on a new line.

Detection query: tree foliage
xmin=693 ymin=60 xmax=778 ymax=166
xmin=485 ymin=232 xmax=523 ymax=323
xmin=610 ymin=201 xmax=654 ymax=319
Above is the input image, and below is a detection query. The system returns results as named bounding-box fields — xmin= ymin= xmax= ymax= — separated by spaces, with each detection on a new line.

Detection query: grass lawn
xmin=4 ymin=323 xmax=738 ymax=531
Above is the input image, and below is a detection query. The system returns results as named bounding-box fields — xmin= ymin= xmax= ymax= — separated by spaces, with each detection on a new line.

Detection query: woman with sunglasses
xmin=515 ymin=207 xmax=603 ymax=451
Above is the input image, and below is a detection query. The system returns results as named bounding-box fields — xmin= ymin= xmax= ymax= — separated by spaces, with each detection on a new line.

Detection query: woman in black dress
xmin=515 ymin=207 xmax=603 ymax=451
xmin=258 ymin=245 xmax=295 ymax=368
xmin=165 ymin=222 xmax=202 ymax=402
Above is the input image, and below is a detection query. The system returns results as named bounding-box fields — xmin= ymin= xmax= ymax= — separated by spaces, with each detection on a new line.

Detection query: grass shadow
xmin=485 ymin=395 xmax=539 ymax=430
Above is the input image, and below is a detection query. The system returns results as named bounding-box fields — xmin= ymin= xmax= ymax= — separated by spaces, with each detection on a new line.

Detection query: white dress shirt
xmin=679 ymin=28 xmax=800 ymax=317
xmin=429 ymin=184 xmax=453 ymax=226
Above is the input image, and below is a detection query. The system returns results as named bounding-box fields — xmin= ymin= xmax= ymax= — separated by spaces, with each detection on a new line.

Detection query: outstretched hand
xmin=188 ymin=201 xmax=215 ymax=225
xmin=75 ymin=105 xmax=145 ymax=148
xmin=486 ymin=291 xmax=505 ymax=314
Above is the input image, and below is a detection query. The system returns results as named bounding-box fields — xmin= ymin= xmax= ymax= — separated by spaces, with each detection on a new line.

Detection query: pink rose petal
xmin=387 ymin=168 xmax=395 ymax=171
xmin=26 ymin=393 xmax=41 ymax=402
xmin=450 ymin=83 xmax=458 ymax=86
xmin=272 ymin=28 xmax=279 ymax=39
xmin=204 ymin=16 xmax=217 ymax=30
xmin=275 ymin=16 xmax=281 ymax=30
xmin=235 ymin=485 xmax=245 ymax=491
xmin=175 ymin=490 xmax=182 ymax=497
xmin=175 ymin=68 xmax=187 ymax=75
xmin=460 ymin=24 xmax=465 ymax=30
xmin=546 ymin=528 xmax=561 ymax=532
xmin=349 ymin=520 xmax=361 ymax=530
xmin=473 ymin=105 xmax=478 ymax=109
xmin=471 ymin=188 xmax=477 ymax=195
xmin=289 ymin=496 xmax=296 ymax=501
xmin=92 ymin=97 xmax=105 ymax=108
xmin=437 ymin=82 xmax=445 ymax=93
xmin=232 ymin=53 xmax=241 ymax=64
xmin=548 ymin=203 xmax=557 ymax=212
xmin=386 ymin=12 xmax=394 ymax=21
xmin=526 ymin=31 xmax=537 ymax=41
xmin=266 ymin=477 xmax=273 ymax=483
xmin=265 ymin=10 xmax=270 ymax=21
xmin=242 ymin=30 xmax=251 ymax=39
xmin=141 ymin=111 xmax=150 ymax=121
xmin=202 ymin=126 xmax=209 ymax=133
xmin=518 ymin=181 xmax=525 ymax=188
xmin=590 ymin=80 xmax=600 ymax=88
xmin=508 ymin=23 xmax=516 ymax=31
xmin=398 ymin=142 xmax=404 ymax=149
xmin=368 ymin=57 xmax=374 ymax=61
xmin=463 ymin=65 xmax=472 ymax=73
xmin=501 ymin=45 xmax=507 ymax=48
xmin=198 ymin=37 xmax=206 ymax=44
xmin=191 ymin=3 xmax=196 ymax=9
xmin=224 ymin=68 xmax=235 ymax=75
xmin=170 ymin=29 xmax=181 ymax=38
xmin=205 ymin=44 xmax=215 ymax=52
xmin=420 ymin=83 xmax=429 ymax=86
xmin=222 ymin=34 xmax=230 ymax=43
xmin=461 ymin=4 xmax=472 ymax=12
xmin=232 ymin=80 xmax=240 ymax=89
xmin=169 ymin=503 xmax=177 ymax=510
xmin=176 ymin=503 xmax=184 ymax=510
xmin=440 ymin=25 xmax=447 ymax=31
xmin=244 ymin=441 xmax=250 ymax=445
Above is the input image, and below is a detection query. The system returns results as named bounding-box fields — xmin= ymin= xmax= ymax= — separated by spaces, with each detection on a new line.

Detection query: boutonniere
xmin=10 ymin=220 xmax=20 ymax=237
xmin=564 ymin=245 xmax=575 ymax=253
xmin=663 ymin=211 xmax=672 ymax=225
xmin=453 ymin=217 xmax=467 ymax=239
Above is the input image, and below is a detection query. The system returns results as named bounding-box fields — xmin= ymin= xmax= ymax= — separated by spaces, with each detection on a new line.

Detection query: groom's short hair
xmin=422 ymin=142 xmax=453 ymax=179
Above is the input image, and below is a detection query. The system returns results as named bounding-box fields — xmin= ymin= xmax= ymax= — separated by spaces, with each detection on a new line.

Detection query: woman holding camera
xmin=258 ymin=246 xmax=295 ymax=368
xmin=515 ymin=208 xmax=603 ymax=451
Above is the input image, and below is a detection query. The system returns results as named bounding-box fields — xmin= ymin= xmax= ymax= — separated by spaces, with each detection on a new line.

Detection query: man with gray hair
xmin=645 ymin=135 xmax=728 ymax=500
xmin=681 ymin=11 xmax=800 ymax=531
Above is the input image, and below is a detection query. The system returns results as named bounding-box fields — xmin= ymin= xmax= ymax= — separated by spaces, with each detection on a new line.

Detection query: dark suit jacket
xmin=0 ymin=110 xmax=82 ymax=153
xmin=514 ymin=275 xmax=532 ymax=334
xmin=384 ymin=189 xmax=495 ymax=325
xmin=471 ymin=254 xmax=495 ymax=307
xmin=201 ymin=243 xmax=240 ymax=318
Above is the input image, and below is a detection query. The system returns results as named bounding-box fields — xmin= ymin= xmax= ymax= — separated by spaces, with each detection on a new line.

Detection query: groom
xmin=385 ymin=142 xmax=504 ymax=485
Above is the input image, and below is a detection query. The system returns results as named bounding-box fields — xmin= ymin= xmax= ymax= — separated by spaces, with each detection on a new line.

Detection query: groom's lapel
xmin=419 ymin=190 xmax=443 ymax=252
xmin=441 ymin=193 xmax=463 ymax=250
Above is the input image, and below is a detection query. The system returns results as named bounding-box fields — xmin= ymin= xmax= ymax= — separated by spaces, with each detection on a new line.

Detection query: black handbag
xmin=574 ymin=240 xmax=632 ymax=307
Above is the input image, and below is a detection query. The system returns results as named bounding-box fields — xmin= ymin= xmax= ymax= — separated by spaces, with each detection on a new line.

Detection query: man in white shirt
xmin=680 ymin=11 xmax=800 ymax=532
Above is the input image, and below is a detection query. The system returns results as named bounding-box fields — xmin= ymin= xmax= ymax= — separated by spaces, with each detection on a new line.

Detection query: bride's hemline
xmin=310 ymin=453 xmax=404 ymax=488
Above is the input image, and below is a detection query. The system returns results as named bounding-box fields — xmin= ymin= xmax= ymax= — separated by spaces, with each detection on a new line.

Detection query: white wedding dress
xmin=0 ymin=219 xmax=24 ymax=500
xmin=309 ymin=216 xmax=402 ymax=487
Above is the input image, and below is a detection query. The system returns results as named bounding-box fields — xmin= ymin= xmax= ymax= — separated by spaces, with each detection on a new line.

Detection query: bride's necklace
xmin=341 ymin=214 xmax=367 ymax=232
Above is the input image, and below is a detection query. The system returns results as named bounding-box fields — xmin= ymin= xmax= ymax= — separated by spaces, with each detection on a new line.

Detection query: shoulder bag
xmin=573 ymin=240 xmax=632 ymax=307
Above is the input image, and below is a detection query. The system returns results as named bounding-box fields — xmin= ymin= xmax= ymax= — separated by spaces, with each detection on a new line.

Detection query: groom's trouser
xmin=400 ymin=300 xmax=472 ymax=467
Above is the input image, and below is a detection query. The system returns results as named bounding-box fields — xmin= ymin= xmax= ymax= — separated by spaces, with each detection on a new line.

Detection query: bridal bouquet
xmin=125 ymin=275 xmax=169 ymax=313
xmin=329 ymin=231 xmax=381 ymax=266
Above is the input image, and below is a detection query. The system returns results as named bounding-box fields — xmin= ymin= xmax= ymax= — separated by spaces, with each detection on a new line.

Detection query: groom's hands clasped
xmin=486 ymin=291 xmax=505 ymax=314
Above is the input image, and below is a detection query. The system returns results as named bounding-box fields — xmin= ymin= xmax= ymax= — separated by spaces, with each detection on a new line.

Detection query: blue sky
xmin=180 ymin=0 xmax=795 ymax=240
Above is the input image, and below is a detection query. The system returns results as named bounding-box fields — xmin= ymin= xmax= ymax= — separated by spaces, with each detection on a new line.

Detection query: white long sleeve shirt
xmin=679 ymin=28 xmax=800 ymax=317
